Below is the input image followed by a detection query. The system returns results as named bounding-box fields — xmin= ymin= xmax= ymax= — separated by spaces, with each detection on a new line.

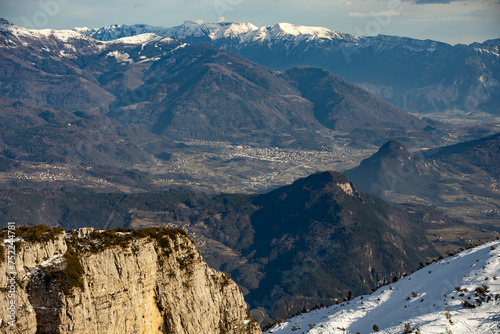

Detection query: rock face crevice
xmin=0 ymin=227 xmax=260 ymax=334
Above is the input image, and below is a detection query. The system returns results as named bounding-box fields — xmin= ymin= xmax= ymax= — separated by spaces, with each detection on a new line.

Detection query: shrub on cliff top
xmin=0 ymin=225 xmax=64 ymax=244
xmin=45 ymin=245 xmax=84 ymax=297
xmin=71 ymin=227 xmax=189 ymax=255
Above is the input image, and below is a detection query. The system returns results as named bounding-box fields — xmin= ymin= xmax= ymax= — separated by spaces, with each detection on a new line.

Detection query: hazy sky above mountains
xmin=1 ymin=0 xmax=499 ymax=44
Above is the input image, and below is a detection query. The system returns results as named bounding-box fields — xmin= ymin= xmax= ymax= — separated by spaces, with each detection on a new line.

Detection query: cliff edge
xmin=0 ymin=226 xmax=260 ymax=334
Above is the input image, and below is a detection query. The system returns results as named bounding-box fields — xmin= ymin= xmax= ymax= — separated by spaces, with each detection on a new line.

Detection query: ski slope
xmin=265 ymin=240 xmax=500 ymax=334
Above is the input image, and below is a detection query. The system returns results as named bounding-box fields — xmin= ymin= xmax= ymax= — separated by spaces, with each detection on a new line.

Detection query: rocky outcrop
xmin=0 ymin=226 xmax=260 ymax=334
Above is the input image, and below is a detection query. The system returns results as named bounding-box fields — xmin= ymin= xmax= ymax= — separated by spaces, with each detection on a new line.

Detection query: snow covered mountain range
xmin=264 ymin=240 xmax=500 ymax=334
xmin=74 ymin=21 xmax=355 ymax=45
xmin=72 ymin=19 xmax=500 ymax=58
xmin=73 ymin=20 xmax=500 ymax=115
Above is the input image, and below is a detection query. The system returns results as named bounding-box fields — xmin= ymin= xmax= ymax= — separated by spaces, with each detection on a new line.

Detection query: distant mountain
xmin=264 ymin=240 xmax=500 ymax=333
xmin=424 ymin=132 xmax=500 ymax=178
xmin=345 ymin=133 xmax=500 ymax=226
xmin=76 ymin=21 xmax=500 ymax=115
xmin=284 ymin=67 xmax=428 ymax=133
xmin=0 ymin=20 xmax=433 ymax=152
xmin=344 ymin=140 xmax=435 ymax=197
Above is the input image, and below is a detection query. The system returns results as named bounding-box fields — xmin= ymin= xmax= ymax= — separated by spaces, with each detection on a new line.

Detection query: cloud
xmin=403 ymin=0 xmax=461 ymax=4
xmin=439 ymin=15 xmax=475 ymax=21
xmin=348 ymin=10 xmax=401 ymax=18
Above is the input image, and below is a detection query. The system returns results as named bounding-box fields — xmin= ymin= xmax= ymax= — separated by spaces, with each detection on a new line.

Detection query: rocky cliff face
xmin=0 ymin=226 xmax=260 ymax=334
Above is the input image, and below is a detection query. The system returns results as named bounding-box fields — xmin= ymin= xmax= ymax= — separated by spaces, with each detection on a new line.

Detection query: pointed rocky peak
xmin=352 ymin=140 xmax=415 ymax=173
xmin=356 ymin=141 xmax=414 ymax=166
xmin=344 ymin=140 xmax=426 ymax=197
xmin=304 ymin=170 xmax=351 ymax=185
xmin=259 ymin=171 xmax=360 ymax=206
xmin=376 ymin=140 xmax=408 ymax=157
xmin=284 ymin=171 xmax=359 ymax=198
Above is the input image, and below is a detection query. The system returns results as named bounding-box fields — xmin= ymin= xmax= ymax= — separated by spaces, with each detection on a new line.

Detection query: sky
xmin=0 ymin=0 xmax=499 ymax=45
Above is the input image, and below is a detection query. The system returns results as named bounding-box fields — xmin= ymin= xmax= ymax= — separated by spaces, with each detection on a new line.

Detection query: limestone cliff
xmin=0 ymin=226 xmax=260 ymax=334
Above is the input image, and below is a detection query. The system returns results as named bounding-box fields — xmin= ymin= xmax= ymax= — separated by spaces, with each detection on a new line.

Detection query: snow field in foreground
xmin=266 ymin=240 xmax=500 ymax=334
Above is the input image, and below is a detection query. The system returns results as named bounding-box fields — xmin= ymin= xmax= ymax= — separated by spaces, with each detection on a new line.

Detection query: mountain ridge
xmin=66 ymin=19 xmax=500 ymax=114
xmin=344 ymin=133 xmax=500 ymax=226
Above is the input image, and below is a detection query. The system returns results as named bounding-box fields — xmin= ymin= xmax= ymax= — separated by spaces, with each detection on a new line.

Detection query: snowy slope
xmin=265 ymin=241 xmax=500 ymax=334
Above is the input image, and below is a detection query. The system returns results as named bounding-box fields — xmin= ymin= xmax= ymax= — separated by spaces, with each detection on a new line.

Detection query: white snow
xmin=250 ymin=23 xmax=347 ymax=42
xmin=170 ymin=42 xmax=188 ymax=52
xmin=265 ymin=241 xmax=500 ymax=334
xmin=106 ymin=50 xmax=133 ymax=63
xmin=73 ymin=26 xmax=92 ymax=34
xmin=106 ymin=33 xmax=165 ymax=45
xmin=39 ymin=254 xmax=64 ymax=267
xmin=474 ymin=47 xmax=500 ymax=57
xmin=25 ymin=253 xmax=65 ymax=280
